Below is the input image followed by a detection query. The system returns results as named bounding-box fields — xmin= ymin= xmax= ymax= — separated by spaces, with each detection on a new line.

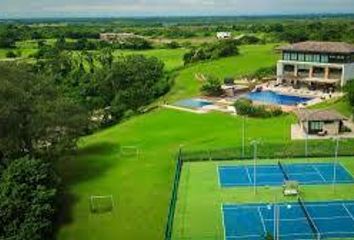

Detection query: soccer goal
xmin=89 ymin=195 xmax=115 ymax=214
xmin=121 ymin=145 xmax=140 ymax=158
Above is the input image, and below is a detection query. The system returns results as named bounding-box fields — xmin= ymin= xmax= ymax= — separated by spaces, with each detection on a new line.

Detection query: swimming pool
xmin=245 ymin=90 xmax=312 ymax=106
xmin=174 ymin=98 xmax=213 ymax=109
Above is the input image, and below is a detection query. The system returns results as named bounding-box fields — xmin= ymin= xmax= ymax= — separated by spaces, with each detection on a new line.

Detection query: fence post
xmin=164 ymin=148 xmax=183 ymax=240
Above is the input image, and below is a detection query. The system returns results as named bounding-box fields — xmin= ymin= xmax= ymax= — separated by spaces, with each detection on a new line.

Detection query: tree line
xmin=0 ymin=40 xmax=168 ymax=239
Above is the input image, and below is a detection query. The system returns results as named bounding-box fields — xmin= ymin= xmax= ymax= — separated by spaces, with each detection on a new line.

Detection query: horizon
xmin=1 ymin=13 xmax=354 ymax=21
xmin=1 ymin=0 xmax=354 ymax=19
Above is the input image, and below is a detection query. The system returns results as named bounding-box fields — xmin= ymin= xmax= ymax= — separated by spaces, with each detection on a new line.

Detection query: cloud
xmin=1 ymin=0 xmax=354 ymax=17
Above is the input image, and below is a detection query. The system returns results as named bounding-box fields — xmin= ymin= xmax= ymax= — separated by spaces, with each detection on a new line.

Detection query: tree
xmin=0 ymin=63 xmax=89 ymax=160
xmin=102 ymin=55 xmax=166 ymax=120
xmin=345 ymin=80 xmax=354 ymax=107
xmin=200 ymin=75 xmax=223 ymax=96
xmin=0 ymin=156 xmax=58 ymax=240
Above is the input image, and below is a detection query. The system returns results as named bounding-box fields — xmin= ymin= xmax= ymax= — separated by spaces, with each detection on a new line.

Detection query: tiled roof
xmin=296 ymin=109 xmax=347 ymax=121
xmin=277 ymin=41 xmax=354 ymax=54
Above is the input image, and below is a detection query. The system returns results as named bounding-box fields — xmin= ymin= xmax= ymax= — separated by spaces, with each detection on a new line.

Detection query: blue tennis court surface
xmin=218 ymin=163 xmax=354 ymax=187
xmin=222 ymin=201 xmax=354 ymax=240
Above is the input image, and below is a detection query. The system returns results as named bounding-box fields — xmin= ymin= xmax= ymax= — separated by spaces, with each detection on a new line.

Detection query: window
xmin=313 ymin=54 xmax=320 ymax=62
xmin=305 ymin=54 xmax=313 ymax=62
xmin=290 ymin=53 xmax=297 ymax=60
xmin=283 ymin=52 xmax=290 ymax=60
xmin=298 ymin=53 xmax=305 ymax=61
xmin=320 ymin=54 xmax=329 ymax=63
xmin=309 ymin=121 xmax=323 ymax=133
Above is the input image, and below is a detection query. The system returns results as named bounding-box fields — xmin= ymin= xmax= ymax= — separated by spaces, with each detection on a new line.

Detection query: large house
xmin=216 ymin=32 xmax=232 ymax=39
xmin=100 ymin=32 xmax=140 ymax=42
xmin=276 ymin=41 xmax=354 ymax=90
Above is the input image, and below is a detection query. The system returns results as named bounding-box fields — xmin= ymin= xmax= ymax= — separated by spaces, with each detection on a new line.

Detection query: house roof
xmin=277 ymin=41 xmax=354 ymax=54
xmin=296 ymin=109 xmax=347 ymax=122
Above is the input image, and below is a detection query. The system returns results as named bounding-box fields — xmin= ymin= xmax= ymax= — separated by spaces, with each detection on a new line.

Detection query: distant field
xmin=116 ymin=48 xmax=187 ymax=71
xmin=173 ymin=157 xmax=354 ymax=239
xmin=167 ymin=44 xmax=279 ymax=101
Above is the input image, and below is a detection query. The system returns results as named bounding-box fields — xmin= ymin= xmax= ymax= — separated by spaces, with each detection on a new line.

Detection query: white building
xmin=276 ymin=41 xmax=354 ymax=89
xmin=216 ymin=32 xmax=232 ymax=40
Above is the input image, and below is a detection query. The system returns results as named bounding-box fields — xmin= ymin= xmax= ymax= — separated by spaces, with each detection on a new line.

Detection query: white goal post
xmin=121 ymin=145 xmax=140 ymax=157
xmin=89 ymin=195 xmax=115 ymax=213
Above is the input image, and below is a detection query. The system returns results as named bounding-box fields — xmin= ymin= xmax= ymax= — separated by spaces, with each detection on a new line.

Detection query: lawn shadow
xmin=55 ymin=141 xmax=121 ymax=232
xmin=60 ymin=141 xmax=121 ymax=185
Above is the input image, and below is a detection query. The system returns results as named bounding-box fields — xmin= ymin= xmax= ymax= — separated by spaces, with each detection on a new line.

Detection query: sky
xmin=1 ymin=0 xmax=354 ymax=18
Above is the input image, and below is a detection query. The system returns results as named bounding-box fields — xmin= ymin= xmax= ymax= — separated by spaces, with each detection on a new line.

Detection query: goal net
xmin=90 ymin=195 xmax=115 ymax=214
xmin=121 ymin=146 xmax=139 ymax=157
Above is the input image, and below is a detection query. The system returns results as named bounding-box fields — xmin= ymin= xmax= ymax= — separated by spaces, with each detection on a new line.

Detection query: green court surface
xmin=172 ymin=157 xmax=354 ymax=240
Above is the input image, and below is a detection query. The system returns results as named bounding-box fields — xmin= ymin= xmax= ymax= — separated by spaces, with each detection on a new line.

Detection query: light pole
xmin=242 ymin=116 xmax=245 ymax=158
xmin=333 ymin=136 xmax=340 ymax=191
xmin=251 ymin=140 xmax=260 ymax=195
xmin=305 ymin=129 xmax=308 ymax=159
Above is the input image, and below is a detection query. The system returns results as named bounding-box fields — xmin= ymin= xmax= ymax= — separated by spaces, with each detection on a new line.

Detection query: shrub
xmin=224 ymin=77 xmax=235 ymax=85
xmin=344 ymin=80 xmax=354 ymax=107
xmin=164 ymin=41 xmax=180 ymax=49
xmin=5 ymin=51 xmax=17 ymax=58
xmin=234 ymin=98 xmax=283 ymax=118
xmin=183 ymin=40 xmax=239 ymax=64
xmin=200 ymin=75 xmax=223 ymax=97
xmin=246 ymin=65 xmax=276 ymax=81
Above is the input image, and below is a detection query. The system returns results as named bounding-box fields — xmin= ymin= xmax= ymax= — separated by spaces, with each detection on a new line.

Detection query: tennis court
xmin=218 ymin=163 xmax=354 ymax=187
xmin=222 ymin=200 xmax=354 ymax=240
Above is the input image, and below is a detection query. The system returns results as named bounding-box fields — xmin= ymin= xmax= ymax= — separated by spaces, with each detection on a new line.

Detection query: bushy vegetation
xmin=200 ymin=75 xmax=223 ymax=96
xmin=234 ymin=98 xmax=283 ymax=118
xmin=0 ymin=157 xmax=58 ymax=240
xmin=246 ymin=65 xmax=276 ymax=80
xmin=344 ymin=80 xmax=354 ymax=116
xmin=183 ymin=40 xmax=239 ymax=64
xmin=0 ymin=31 xmax=167 ymax=240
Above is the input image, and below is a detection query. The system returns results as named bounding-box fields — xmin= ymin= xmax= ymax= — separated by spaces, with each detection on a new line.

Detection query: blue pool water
xmin=245 ymin=90 xmax=312 ymax=106
xmin=174 ymin=99 xmax=213 ymax=109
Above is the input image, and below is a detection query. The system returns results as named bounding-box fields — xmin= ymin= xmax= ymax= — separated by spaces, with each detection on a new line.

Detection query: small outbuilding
xmin=295 ymin=109 xmax=347 ymax=135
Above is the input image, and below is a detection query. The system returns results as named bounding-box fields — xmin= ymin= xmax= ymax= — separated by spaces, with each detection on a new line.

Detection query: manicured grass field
xmin=167 ymin=44 xmax=279 ymax=101
xmin=55 ymin=42 xmax=352 ymax=240
xmin=310 ymin=97 xmax=353 ymax=117
xmin=173 ymin=157 xmax=354 ymax=239
xmin=116 ymin=48 xmax=187 ymax=71
xmin=57 ymin=109 xmax=296 ymax=240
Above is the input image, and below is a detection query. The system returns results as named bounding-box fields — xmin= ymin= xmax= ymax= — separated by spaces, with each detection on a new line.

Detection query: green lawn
xmin=115 ymin=48 xmax=187 ymax=71
xmin=166 ymin=44 xmax=279 ymax=101
xmin=57 ymin=109 xmax=296 ymax=240
xmin=173 ymin=158 xmax=354 ymax=239
xmin=310 ymin=97 xmax=353 ymax=117
xmin=56 ymin=42 xmax=352 ymax=240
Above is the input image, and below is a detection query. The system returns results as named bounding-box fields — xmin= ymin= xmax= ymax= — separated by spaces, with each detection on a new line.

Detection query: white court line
xmin=342 ymin=203 xmax=354 ymax=223
xmin=221 ymin=204 xmax=226 ymax=240
xmin=244 ymin=166 xmax=253 ymax=184
xmin=224 ymin=202 xmax=354 ymax=210
xmin=312 ymin=165 xmax=326 ymax=182
xmin=339 ymin=163 xmax=354 ymax=179
xmin=216 ymin=165 xmax=222 ymax=188
xmin=226 ymin=232 xmax=314 ymax=239
xmin=257 ymin=207 xmax=267 ymax=234
xmin=264 ymin=217 xmax=307 ymax=222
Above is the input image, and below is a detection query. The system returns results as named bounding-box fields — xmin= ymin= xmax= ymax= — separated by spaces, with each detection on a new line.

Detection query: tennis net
xmin=298 ymin=197 xmax=321 ymax=240
xmin=278 ymin=161 xmax=290 ymax=180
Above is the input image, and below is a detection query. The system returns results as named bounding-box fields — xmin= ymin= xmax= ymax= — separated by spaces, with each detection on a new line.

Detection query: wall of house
xmin=342 ymin=63 xmax=354 ymax=85
xmin=277 ymin=60 xmax=347 ymax=86
xmin=323 ymin=121 xmax=340 ymax=135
